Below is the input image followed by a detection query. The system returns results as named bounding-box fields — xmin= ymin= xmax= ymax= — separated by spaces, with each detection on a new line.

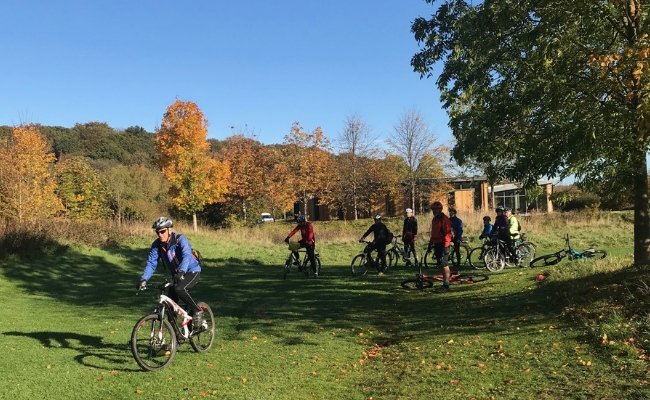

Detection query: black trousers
xmin=170 ymin=271 xmax=201 ymax=314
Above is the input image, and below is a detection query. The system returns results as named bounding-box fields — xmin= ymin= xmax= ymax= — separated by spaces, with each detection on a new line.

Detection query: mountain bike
xmin=530 ymin=234 xmax=606 ymax=267
xmin=351 ymin=240 xmax=387 ymax=276
xmin=468 ymin=238 xmax=493 ymax=270
xmin=131 ymin=281 xmax=215 ymax=372
xmin=386 ymin=234 xmax=417 ymax=269
xmin=283 ymin=242 xmax=321 ymax=279
xmin=423 ymin=240 xmax=470 ymax=269
xmin=483 ymin=236 xmax=536 ymax=272
xmin=400 ymin=261 xmax=488 ymax=290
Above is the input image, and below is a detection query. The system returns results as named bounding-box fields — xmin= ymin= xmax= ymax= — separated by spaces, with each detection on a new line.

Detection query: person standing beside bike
xmin=360 ymin=214 xmax=391 ymax=274
xmin=427 ymin=201 xmax=453 ymax=291
xmin=449 ymin=208 xmax=464 ymax=268
xmin=402 ymin=208 xmax=419 ymax=266
xmin=138 ymin=217 xmax=204 ymax=330
xmin=284 ymin=215 xmax=318 ymax=276
xmin=479 ymin=216 xmax=493 ymax=241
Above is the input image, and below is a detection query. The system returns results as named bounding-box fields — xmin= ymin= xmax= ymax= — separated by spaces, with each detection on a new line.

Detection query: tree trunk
xmin=192 ymin=213 xmax=198 ymax=232
xmin=633 ymin=146 xmax=650 ymax=267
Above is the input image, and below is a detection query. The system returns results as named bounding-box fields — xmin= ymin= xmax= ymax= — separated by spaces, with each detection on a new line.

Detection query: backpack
xmin=384 ymin=230 xmax=394 ymax=245
xmin=163 ymin=233 xmax=202 ymax=265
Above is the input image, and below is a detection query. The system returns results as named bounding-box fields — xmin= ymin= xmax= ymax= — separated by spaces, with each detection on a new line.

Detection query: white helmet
xmin=405 ymin=208 xmax=413 ymax=213
xmin=152 ymin=216 xmax=173 ymax=230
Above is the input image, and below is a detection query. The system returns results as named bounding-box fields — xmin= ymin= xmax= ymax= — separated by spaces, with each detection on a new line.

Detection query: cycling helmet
xmin=373 ymin=214 xmax=382 ymax=221
xmin=504 ymin=206 xmax=512 ymax=212
xmin=495 ymin=205 xmax=505 ymax=212
xmin=152 ymin=216 xmax=173 ymax=230
xmin=296 ymin=215 xmax=306 ymax=223
xmin=431 ymin=201 xmax=443 ymax=209
xmin=405 ymin=208 xmax=413 ymax=214
xmin=449 ymin=207 xmax=457 ymax=214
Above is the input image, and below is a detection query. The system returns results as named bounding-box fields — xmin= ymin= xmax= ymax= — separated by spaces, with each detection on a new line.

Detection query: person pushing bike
xmin=284 ymin=214 xmax=318 ymax=276
xmin=427 ymin=201 xmax=452 ymax=291
xmin=360 ymin=214 xmax=391 ymax=274
xmin=137 ymin=217 xmax=204 ymax=330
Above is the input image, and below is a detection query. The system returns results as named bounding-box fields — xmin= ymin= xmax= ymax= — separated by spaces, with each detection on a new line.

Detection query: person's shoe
xmin=192 ymin=311 xmax=204 ymax=330
xmin=436 ymin=285 xmax=450 ymax=292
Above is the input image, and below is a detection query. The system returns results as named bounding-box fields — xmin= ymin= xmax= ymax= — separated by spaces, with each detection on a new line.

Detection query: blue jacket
xmin=479 ymin=223 xmax=493 ymax=240
xmin=450 ymin=216 xmax=463 ymax=240
xmin=140 ymin=232 xmax=201 ymax=281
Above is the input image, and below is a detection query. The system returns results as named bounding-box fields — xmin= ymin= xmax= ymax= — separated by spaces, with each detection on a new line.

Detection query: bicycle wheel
xmin=530 ymin=253 xmax=564 ymax=268
xmin=516 ymin=243 xmax=536 ymax=267
xmin=190 ymin=302 xmax=215 ymax=352
xmin=351 ymin=254 xmax=368 ymax=276
xmin=468 ymin=247 xmax=486 ymax=270
xmin=387 ymin=248 xmax=399 ymax=269
xmin=484 ymin=248 xmax=505 ymax=272
xmin=131 ymin=314 xmax=177 ymax=372
xmin=581 ymin=249 xmax=607 ymax=260
xmin=450 ymin=243 xmax=470 ymax=269
xmin=303 ymin=255 xmax=321 ymax=277
xmin=423 ymin=250 xmax=435 ymax=269
xmin=454 ymin=274 xmax=489 ymax=284
xmin=401 ymin=278 xmax=434 ymax=290
xmin=283 ymin=256 xmax=292 ymax=280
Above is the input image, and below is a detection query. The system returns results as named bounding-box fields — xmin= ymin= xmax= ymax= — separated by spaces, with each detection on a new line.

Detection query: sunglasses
xmin=156 ymin=229 xmax=168 ymax=235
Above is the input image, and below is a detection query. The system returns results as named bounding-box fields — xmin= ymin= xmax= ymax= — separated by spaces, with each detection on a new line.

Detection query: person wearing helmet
xmin=448 ymin=208 xmax=464 ymax=268
xmin=138 ymin=217 xmax=204 ymax=330
xmin=284 ymin=214 xmax=318 ymax=276
xmin=402 ymin=208 xmax=418 ymax=266
xmin=492 ymin=205 xmax=508 ymax=239
xmin=427 ymin=201 xmax=452 ymax=291
xmin=505 ymin=207 xmax=521 ymax=261
xmin=479 ymin=216 xmax=493 ymax=241
xmin=360 ymin=214 xmax=392 ymax=274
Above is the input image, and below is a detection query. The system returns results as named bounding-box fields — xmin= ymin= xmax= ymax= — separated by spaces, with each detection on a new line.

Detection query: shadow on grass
xmin=3 ymin=330 xmax=139 ymax=372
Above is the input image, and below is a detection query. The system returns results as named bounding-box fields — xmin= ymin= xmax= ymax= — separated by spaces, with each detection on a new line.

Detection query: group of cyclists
xmin=136 ymin=202 xmax=523 ymax=310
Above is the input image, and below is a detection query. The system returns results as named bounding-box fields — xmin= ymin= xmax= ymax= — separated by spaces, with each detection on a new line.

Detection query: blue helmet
xmin=296 ymin=215 xmax=306 ymax=223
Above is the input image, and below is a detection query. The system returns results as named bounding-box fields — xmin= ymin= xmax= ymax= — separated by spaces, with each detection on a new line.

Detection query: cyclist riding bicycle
xmin=479 ymin=216 xmax=493 ymax=240
xmin=360 ymin=214 xmax=391 ymax=274
xmin=284 ymin=214 xmax=318 ymax=276
xmin=402 ymin=208 xmax=418 ymax=265
xmin=137 ymin=217 xmax=204 ymax=330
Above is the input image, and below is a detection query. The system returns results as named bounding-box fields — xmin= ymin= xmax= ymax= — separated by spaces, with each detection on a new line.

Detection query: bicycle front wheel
xmin=468 ymin=247 xmax=486 ymax=270
xmin=581 ymin=249 xmax=607 ymax=260
xmin=351 ymin=254 xmax=368 ymax=276
xmin=530 ymin=253 xmax=564 ymax=268
xmin=454 ymin=274 xmax=489 ymax=284
xmin=401 ymin=278 xmax=434 ymax=290
xmin=283 ymin=256 xmax=292 ymax=280
xmin=131 ymin=314 xmax=177 ymax=372
xmin=190 ymin=302 xmax=215 ymax=352
xmin=484 ymin=248 xmax=505 ymax=272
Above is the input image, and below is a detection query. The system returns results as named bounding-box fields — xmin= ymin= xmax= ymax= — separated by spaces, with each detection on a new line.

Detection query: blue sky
xmin=1 ymin=1 xmax=450 ymax=148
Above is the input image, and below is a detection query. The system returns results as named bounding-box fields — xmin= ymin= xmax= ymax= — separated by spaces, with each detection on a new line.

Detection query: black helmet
xmin=296 ymin=215 xmax=306 ymax=223
xmin=483 ymin=216 xmax=491 ymax=222
xmin=496 ymin=205 xmax=505 ymax=212
xmin=373 ymin=214 xmax=382 ymax=221
xmin=449 ymin=208 xmax=457 ymax=214
xmin=152 ymin=216 xmax=173 ymax=230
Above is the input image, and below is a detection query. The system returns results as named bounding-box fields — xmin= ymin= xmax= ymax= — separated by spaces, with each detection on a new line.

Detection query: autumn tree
xmin=155 ymin=100 xmax=230 ymax=231
xmin=0 ymin=125 xmax=62 ymax=223
xmin=411 ymin=0 xmax=650 ymax=265
xmin=218 ymin=134 xmax=267 ymax=222
xmin=283 ymin=123 xmax=335 ymax=218
xmin=336 ymin=115 xmax=376 ymax=219
xmin=387 ymin=109 xmax=443 ymax=211
xmin=265 ymin=146 xmax=296 ymax=218
xmin=56 ymin=156 xmax=110 ymax=221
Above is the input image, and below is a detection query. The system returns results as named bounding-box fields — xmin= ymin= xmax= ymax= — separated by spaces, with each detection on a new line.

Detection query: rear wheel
xmin=131 ymin=314 xmax=177 ymax=372
xmin=401 ymin=278 xmax=434 ymax=290
xmin=283 ymin=257 xmax=292 ymax=280
xmin=454 ymin=274 xmax=489 ymax=284
xmin=450 ymin=243 xmax=470 ymax=269
xmin=351 ymin=254 xmax=368 ymax=276
xmin=190 ymin=302 xmax=215 ymax=352
xmin=468 ymin=247 xmax=487 ymax=270
xmin=516 ymin=243 xmax=536 ymax=267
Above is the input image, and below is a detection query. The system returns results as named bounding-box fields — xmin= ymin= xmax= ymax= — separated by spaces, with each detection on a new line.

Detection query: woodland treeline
xmin=0 ymin=101 xmax=451 ymax=228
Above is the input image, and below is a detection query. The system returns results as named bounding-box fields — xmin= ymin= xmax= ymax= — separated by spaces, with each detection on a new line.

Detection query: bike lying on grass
xmin=283 ymin=241 xmax=322 ymax=279
xmin=400 ymin=261 xmax=488 ymax=290
xmin=131 ymin=281 xmax=215 ymax=372
xmin=530 ymin=234 xmax=606 ymax=268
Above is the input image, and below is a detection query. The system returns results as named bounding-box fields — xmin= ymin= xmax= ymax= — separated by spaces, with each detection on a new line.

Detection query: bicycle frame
xmin=155 ymin=291 xmax=192 ymax=340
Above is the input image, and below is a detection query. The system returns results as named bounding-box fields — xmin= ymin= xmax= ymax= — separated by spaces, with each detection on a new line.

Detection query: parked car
xmin=260 ymin=213 xmax=275 ymax=223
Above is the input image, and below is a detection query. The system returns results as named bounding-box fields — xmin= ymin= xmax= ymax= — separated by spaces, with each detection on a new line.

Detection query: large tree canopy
xmin=412 ymin=0 xmax=650 ymax=266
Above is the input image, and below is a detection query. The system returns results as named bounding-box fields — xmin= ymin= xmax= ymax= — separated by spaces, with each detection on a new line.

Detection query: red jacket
xmin=287 ymin=222 xmax=315 ymax=245
xmin=429 ymin=214 xmax=452 ymax=247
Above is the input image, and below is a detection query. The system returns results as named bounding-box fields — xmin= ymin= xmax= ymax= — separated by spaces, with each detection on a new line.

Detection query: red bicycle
xmin=400 ymin=262 xmax=488 ymax=290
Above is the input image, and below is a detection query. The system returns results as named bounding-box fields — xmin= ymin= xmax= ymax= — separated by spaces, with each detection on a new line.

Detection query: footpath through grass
xmin=0 ymin=213 xmax=648 ymax=399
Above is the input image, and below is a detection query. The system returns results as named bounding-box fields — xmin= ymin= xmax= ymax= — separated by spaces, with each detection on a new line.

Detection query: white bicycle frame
xmin=158 ymin=292 xmax=192 ymax=339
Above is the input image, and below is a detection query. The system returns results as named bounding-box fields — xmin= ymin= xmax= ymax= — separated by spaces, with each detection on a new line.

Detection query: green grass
xmin=0 ymin=213 xmax=648 ymax=399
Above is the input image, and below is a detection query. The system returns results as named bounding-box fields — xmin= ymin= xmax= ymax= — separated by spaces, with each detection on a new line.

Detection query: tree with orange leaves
xmin=155 ymin=100 xmax=230 ymax=231
xmin=0 ymin=125 xmax=63 ymax=222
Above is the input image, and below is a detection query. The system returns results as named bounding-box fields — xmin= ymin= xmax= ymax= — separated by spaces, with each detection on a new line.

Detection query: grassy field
xmin=0 ymin=212 xmax=648 ymax=399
